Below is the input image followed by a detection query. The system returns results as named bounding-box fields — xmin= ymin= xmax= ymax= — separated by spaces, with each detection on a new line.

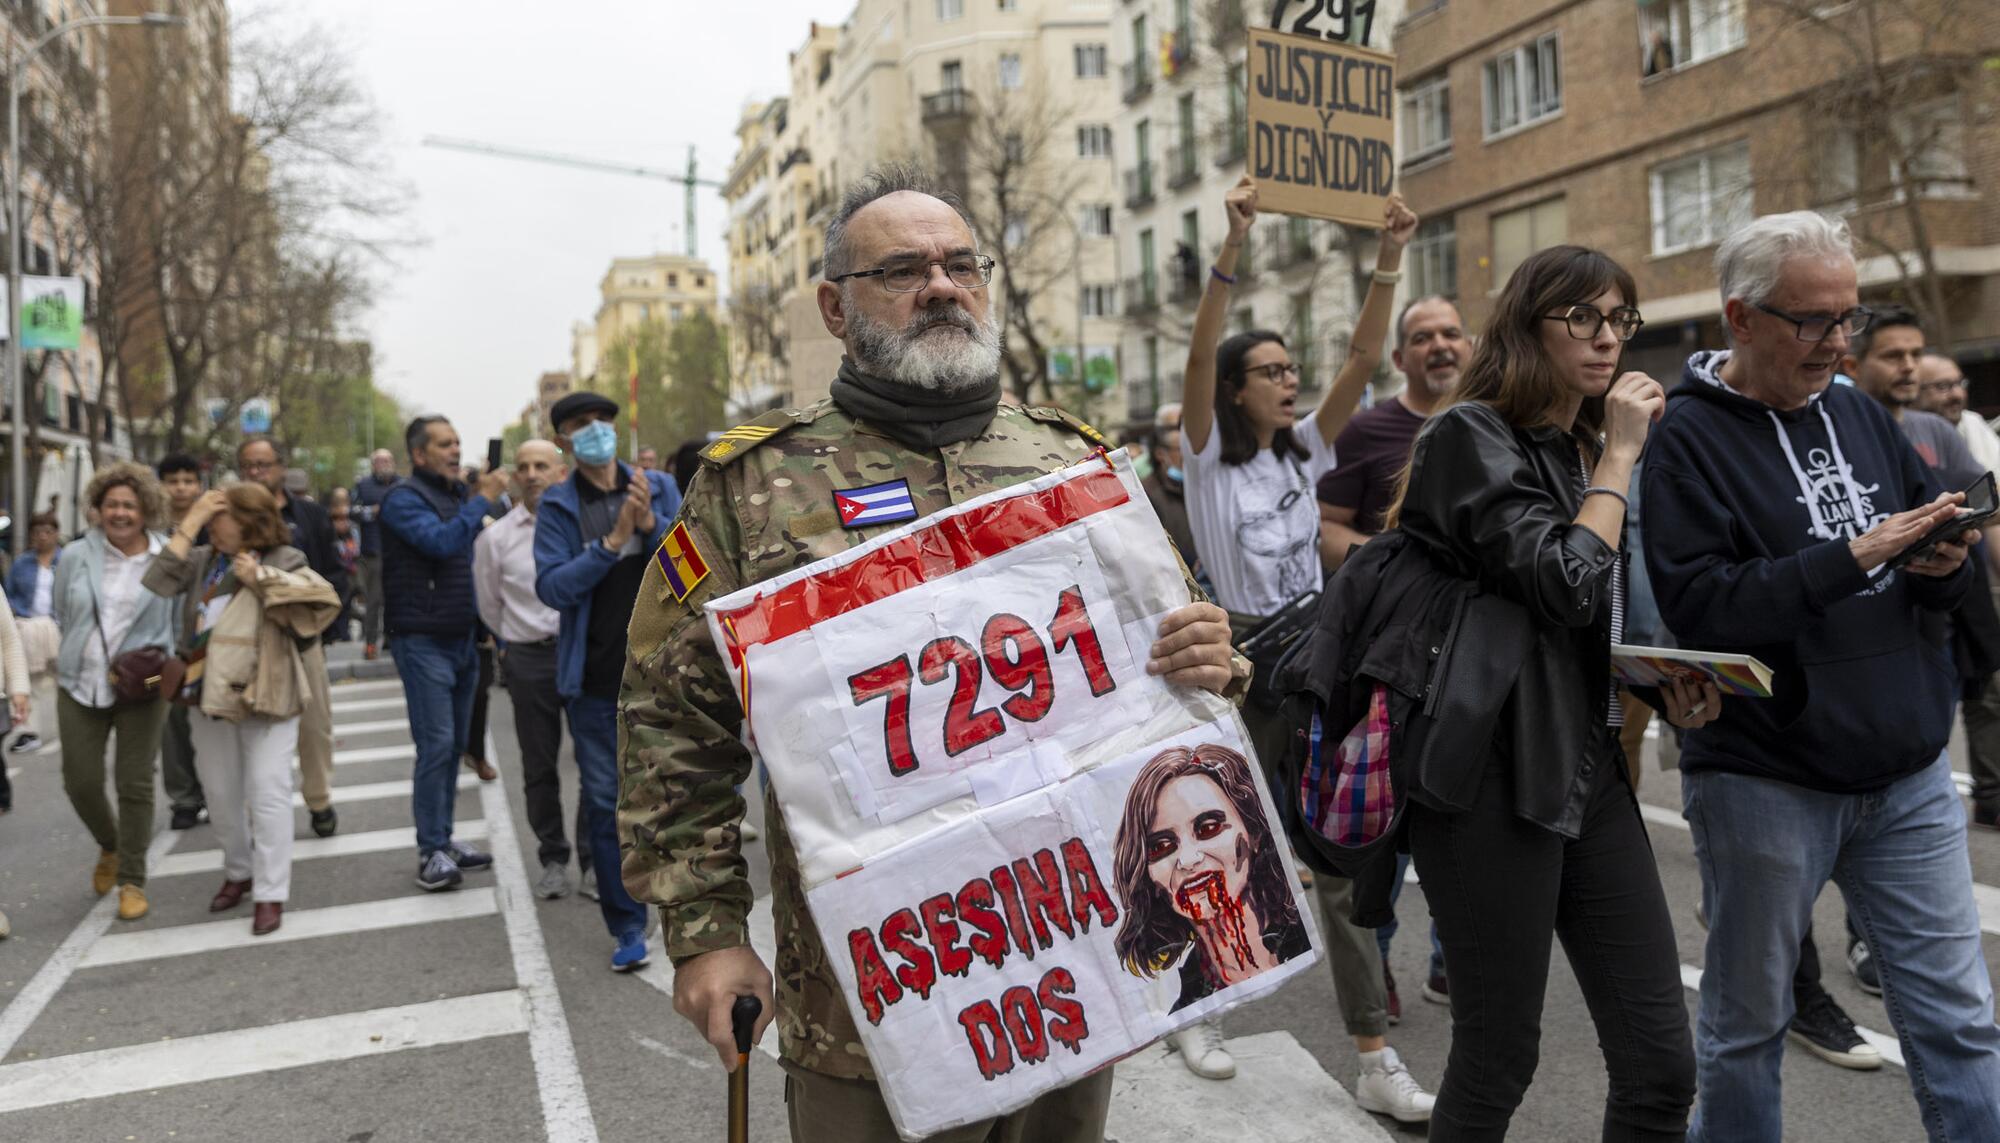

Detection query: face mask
xmin=570 ymin=420 xmax=618 ymax=466
xmin=1166 ymin=465 xmax=1185 ymax=484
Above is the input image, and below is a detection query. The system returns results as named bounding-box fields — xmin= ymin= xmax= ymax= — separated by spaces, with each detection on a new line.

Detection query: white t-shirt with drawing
xmin=1184 ymin=416 xmax=1336 ymax=617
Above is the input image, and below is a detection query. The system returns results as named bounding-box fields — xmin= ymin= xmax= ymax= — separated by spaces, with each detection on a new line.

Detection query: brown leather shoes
xmin=209 ymin=879 xmax=252 ymax=912
xmin=462 ymin=753 xmax=498 ymax=782
xmin=251 ymin=902 xmax=283 ymax=936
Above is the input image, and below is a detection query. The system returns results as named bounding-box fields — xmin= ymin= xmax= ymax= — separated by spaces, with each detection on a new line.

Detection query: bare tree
xmin=934 ymin=88 xmax=1090 ymax=405
xmin=1746 ymin=0 xmax=1987 ymax=340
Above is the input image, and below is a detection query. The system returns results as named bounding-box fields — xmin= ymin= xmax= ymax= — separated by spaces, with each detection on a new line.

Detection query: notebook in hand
xmin=1610 ymin=644 xmax=1773 ymax=698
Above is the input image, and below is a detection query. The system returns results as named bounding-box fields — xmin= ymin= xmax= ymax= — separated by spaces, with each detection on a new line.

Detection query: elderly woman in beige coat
xmin=145 ymin=484 xmax=338 ymax=936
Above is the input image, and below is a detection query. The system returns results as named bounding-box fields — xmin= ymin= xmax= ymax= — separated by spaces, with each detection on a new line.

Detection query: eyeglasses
xmin=1543 ymin=305 xmax=1645 ymax=342
xmin=1920 ymin=377 xmax=1968 ymax=394
xmin=239 ymin=460 xmax=278 ymax=473
xmin=1752 ymin=302 xmax=1873 ymax=343
xmin=829 ymin=255 xmax=996 ymax=293
xmin=1244 ymin=362 xmax=1303 ymax=383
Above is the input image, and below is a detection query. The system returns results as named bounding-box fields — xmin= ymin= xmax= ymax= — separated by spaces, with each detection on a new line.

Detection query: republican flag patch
xmin=833 ymin=478 xmax=919 ymax=529
xmin=656 ymin=520 xmax=710 ymax=603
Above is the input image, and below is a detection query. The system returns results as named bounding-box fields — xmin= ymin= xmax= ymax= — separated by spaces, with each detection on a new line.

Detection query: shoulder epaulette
xmin=1020 ymin=404 xmax=1109 ymax=448
xmin=697 ymin=401 xmax=835 ymax=467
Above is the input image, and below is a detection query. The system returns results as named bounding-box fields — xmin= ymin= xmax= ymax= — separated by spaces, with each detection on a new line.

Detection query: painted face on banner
xmin=1144 ymin=773 xmax=1252 ymax=917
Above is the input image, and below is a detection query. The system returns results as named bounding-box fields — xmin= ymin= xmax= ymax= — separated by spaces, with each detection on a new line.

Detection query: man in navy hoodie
xmin=534 ymin=392 xmax=681 ymax=972
xmin=1643 ymin=211 xmax=2000 ymax=1142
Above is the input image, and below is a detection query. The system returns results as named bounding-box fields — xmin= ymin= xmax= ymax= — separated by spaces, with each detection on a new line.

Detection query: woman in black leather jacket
xmin=1386 ymin=245 xmax=1718 ymax=1141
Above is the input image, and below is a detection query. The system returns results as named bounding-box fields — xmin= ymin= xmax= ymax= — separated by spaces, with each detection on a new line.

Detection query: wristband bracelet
xmin=1371 ymin=268 xmax=1402 ymax=285
xmin=1210 ymin=266 xmax=1237 ymax=286
xmin=1582 ymin=486 xmax=1629 ymax=509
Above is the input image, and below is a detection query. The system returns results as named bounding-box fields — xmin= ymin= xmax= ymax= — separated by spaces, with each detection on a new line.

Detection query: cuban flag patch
xmin=833 ymin=478 xmax=919 ymax=529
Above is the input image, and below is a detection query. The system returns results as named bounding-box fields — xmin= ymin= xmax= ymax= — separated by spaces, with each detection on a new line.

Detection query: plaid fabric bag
xmin=1300 ymin=682 xmax=1396 ymax=848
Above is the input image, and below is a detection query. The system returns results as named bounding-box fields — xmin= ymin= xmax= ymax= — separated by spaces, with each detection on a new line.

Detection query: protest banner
xmin=1246 ymin=25 xmax=1396 ymax=227
xmin=704 ymin=453 xmax=1321 ymax=1140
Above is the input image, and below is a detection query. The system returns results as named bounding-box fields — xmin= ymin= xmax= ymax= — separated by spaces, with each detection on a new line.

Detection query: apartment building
xmin=592 ymin=254 xmax=720 ymax=363
xmin=724 ymin=0 xmax=1125 ymax=416
xmin=1112 ymin=0 xmax=1410 ymax=427
xmin=1392 ymin=0 xmax=2000 ymax=397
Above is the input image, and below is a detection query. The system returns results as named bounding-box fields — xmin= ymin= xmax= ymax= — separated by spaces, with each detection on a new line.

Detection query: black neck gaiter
xmin=829 ymin=357 xmax=1001 ymax=450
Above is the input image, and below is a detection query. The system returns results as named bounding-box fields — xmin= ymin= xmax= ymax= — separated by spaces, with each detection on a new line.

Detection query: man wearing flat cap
xmin=534 ymin=391 xmax=682 ymax=971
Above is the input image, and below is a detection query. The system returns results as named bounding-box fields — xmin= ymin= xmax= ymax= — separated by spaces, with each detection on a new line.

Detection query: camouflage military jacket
xmin=619 ymin=397 xmax=1130 ymax=1080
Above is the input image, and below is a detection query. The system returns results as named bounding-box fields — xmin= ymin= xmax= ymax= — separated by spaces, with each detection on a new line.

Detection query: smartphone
xmin=1887 ymin=470 xmax=1999 ymax=570
xmin=486 ymin=437 xmax=503 ymax=474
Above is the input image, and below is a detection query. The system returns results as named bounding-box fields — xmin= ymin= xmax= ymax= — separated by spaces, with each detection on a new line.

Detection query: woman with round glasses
xmin=1175 ymin=177 xmax=1438 ymax=1119
xmin=1382 ymin=245 xmax=1711 ymax=1140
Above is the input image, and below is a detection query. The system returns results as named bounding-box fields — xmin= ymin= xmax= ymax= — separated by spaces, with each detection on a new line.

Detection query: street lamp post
xmin=6 ymin=10 xmax=181 ymax=553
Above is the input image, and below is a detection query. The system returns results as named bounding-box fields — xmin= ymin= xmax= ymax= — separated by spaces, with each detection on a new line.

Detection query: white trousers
xmin=188 ymin=712 xmax=300 ymax=903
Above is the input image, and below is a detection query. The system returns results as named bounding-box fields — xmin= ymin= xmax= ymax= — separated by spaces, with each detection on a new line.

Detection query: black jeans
xmin=502 ymin=641 xmax=573 ymax=868
xmin=1409 ymin=743 xmax=1695 ymax=1142
xmin=467 ymin=642 xmax=495 ymax=762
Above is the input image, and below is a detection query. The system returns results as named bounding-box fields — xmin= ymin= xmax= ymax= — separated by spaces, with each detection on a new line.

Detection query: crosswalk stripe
xmin=1640 ymin=802 xmax=2000 ymax=937
xmin=0 ymin=827 xmax=182 ymax=1061
xmin=294 ymin=775 xmax=475 ymax=807
xmin=153 ymin=821 xmax=489 ymax=878
xmin=332 ymin=717 xmax=413 ymax=737
xmin=0 ymin=990 xmax=530 ymax=1115
xmin=1679 ymin=963 xmax=1905 ymax=1068
xmin=334 ymin=744 xmax=415 ymax=766
xmin=328 ymin=679 xmax=403 ymax=699
xmin=329 ymin=696 xmax=407 ymax=716
xmin=81 ymin=889 xmax=500 ymax=969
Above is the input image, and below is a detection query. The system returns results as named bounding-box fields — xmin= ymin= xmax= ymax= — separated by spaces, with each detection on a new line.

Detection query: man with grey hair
xmin=619 ymin=162 xmax=1250 ymax=1141
xmin=1643 ymin=210 xmax=2000 ymax=1141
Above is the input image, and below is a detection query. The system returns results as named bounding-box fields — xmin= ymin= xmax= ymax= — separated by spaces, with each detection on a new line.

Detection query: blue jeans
xmin=1685 ymin=751 xmax=2000 ymax=1142
xmin=393 ymin=633 xmax=477 ymax=858
xmin=566 ymin=693 xmax=651 ymax=942
xmin=1380 ymin=851 xmax=1447 ymax=980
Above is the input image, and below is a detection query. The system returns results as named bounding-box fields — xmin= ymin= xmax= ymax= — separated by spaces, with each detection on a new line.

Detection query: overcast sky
xmin=249 ymin=0 xmax=855 ymax=449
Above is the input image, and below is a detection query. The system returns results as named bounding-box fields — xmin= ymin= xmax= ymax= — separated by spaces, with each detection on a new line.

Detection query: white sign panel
xmin=705 ymin=454 xmax=1321 ymax=1140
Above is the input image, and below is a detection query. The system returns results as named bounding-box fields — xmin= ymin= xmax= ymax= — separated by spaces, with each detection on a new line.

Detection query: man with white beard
xmin=618 ymin=163 xmax=1250 ymax=1141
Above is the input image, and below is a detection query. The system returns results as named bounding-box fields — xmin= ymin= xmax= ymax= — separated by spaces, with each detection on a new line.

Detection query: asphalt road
xmin=0 ymin=643 xmax=1993 ymax=1142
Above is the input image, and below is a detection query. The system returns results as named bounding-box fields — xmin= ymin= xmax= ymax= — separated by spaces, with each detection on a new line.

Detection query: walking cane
xmin=728 ymin=995 xmax=762 ymax=1143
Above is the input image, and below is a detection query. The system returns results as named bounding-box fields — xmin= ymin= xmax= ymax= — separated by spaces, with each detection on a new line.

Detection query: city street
xmin=0 ymin=643 xmax=1993 ymax=1141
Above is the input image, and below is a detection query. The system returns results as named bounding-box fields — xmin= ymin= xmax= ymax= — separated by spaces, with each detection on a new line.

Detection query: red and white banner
xmin=705 ymin=453 xmax=1320 ymax=1140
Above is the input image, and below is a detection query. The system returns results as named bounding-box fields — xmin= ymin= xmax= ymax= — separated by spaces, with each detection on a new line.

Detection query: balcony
xmin=1124 ymin=275 xmax=1160 ymax=316
xmin=920 ymin=89 xmax=976 ymax=127
xmin=1165 ymin=29 xmax=1195 ymax=77
xmin=1123 ymin=164 xmax=1156 ymax=210
xmin=1166 ymin=268 xmax=1202 ymax=306
xmin=1213 ymin=121 xmax=1246 ymax=167
xmin=1121 ymin=60 xmax=1153 ymax=104
xmin=776 ymin=147 xmax=810 ymax=176
xmin=1166 ymin=143 xmax=1200 ymax=190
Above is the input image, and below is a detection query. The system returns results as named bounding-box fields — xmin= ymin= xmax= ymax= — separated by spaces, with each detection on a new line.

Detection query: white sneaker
xmin=1355 ymin=1045 xmax=1435 ymax=1123
xmin=741 ymin=820 xmax=761 ymax=843
xmin=1165 ymin=1019 xmax=1235 ymax=1080
xmin=0 ymin=906 xmax=10 ymax=939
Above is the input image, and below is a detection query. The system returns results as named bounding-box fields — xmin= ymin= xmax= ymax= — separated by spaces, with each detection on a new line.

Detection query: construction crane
xmin=422 ymin=135 xmax=726 ymax=259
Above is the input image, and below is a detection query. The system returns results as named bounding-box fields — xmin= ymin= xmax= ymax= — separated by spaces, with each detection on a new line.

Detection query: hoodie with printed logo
xmin=1640 ymin=350 xmax=1971 ymax=793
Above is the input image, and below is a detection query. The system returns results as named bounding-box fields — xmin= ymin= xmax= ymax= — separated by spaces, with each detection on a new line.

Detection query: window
xmin=1003 ymin=132 xmax=1025 ymax=164
xmin=1483 ymin=33 xmax=1561 ymax=138
xmin=1077 ymin=124 xmax=1113 ymax=157
xmin=1894 ymin=98 xmax=1973 ymax=197
xmin=1082 ymin=284 xmax=1117 ymax=317
xmin=998 ymin=0 xmax=1017 ymax=9
xmin=1817 ymin=98 xmax=1975 ymax=209
xmin=1144 ymin=336 xmax=1159 ymax=388
xmin=1639 ymin=0 xmax=1745 ymax=77
xmin=1139 ymin=229 xmax=1157 ymax=299
xmin=668 ymin=273 xmax=678 ymax=288
xmin=999 ymin=53 xmax=1023 ymax=90
xmin=639 ymin=302 xmax=651 ymax=320
xmin=1075 ymin=44 xmax=1107 ymax=78
xmin=1490 ymin=197 xmax=1567 ymax=289
xmin=941 ymin=60 xmax=964 ymax=91
xmin=1180 ymin=209 xmax=1200 ymax=262
xmin=1081 ymin=204 xmax=1113 ymax=236
xmin=670 ymin=304 xmax=685 ymax=322
xmin=935 ymin=0 xmax=963 ymax=20
xmin=1650 ymin=141 xmax=1752 ymax=255
xmin=1402 ymin=74 xmax=1451 ymax=161
xmin=1408 ymin=216 xmax=1457 ymax=299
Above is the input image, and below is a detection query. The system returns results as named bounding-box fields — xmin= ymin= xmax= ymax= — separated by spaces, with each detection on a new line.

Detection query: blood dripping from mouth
xmin=1175 ymin=871 xmax=1255 ymax=984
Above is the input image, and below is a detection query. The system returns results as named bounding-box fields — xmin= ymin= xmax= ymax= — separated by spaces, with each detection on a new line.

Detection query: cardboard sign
xmin=1246 ymin=26 xmax=1396 ymax=227
xmin=705 ymin=454 xmax=1321 ymax=1140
